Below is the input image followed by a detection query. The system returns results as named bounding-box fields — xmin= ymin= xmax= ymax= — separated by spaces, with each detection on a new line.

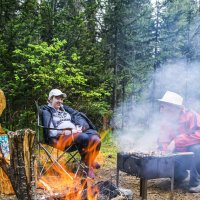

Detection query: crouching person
xmin=42 ymin=88 xmax=101 ymax=179
xmin=157 ymin=91 xmax=200 ymax=192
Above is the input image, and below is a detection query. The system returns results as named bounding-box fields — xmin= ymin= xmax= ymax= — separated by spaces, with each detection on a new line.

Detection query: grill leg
xmin=170 ymin=161 xmax=175 ymax=200
xmin=140 ymin=178 xmax=147 ymax=200
xmin=170 ymin=176 xmax=174 ymax=200
xmin=116 ymin=167 xmax=119 ymax=187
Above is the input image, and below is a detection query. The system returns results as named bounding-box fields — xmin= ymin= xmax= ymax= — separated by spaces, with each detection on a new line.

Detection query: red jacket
xmin=158 ymin=109 xmax=200 ymax=152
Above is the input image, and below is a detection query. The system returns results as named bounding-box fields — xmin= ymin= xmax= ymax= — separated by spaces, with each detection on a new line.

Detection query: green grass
xmin=99 ymin=130 xmax=118 ymax=167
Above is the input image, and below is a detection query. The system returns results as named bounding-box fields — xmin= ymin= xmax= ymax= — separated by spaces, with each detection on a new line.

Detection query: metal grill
xmin=117 ymin=151 xmax=175 ymax=179
xmin=116 ymin=151 xmax=194 ymax=200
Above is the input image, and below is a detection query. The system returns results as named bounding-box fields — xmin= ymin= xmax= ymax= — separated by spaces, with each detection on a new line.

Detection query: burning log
xmin=36 ymin=180 xmax=132 ymax=200
xmin=0 ymin=129 xmax=36 ymax=200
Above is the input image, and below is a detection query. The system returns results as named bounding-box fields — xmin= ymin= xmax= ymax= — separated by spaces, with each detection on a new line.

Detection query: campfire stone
xmin=118 ymin=188 xmax=133 ymax=200
xmin=95 ymin=181 xmax=133 ymax=200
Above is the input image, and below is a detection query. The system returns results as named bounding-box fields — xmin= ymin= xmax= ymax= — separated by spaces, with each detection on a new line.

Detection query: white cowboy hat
xmin=158 ymin=91 xmax=183 ymax=107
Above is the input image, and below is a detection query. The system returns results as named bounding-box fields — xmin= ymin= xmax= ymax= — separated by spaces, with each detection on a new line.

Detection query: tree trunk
xmin=0 ymin=129 xmax=36 ymax=200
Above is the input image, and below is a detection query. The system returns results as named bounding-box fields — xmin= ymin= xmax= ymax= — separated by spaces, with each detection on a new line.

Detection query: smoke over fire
xmin=112 ymin=61 xmax=200 ymax=152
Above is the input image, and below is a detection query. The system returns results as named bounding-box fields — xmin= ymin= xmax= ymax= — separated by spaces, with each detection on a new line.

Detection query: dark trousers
xmin=174 ymin=144 xmax=200 ymax=187
xmin=49 ymin=131 xmax=101 ymax=167
xmin=76 ymin=133 xmax=101 ymax=167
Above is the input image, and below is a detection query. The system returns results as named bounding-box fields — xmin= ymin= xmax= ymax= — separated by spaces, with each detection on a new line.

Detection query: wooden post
xmin=0 ymin=129 xmax=36 ymax=200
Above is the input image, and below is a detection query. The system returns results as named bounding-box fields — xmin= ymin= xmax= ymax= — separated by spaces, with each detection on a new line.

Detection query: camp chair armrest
xmin=37 ymin=125 xmax=72 ymax=131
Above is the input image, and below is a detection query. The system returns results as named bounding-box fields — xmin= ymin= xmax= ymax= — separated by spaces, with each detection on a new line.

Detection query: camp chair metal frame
xmin=35 ymin=102 xmax=86 ymax=180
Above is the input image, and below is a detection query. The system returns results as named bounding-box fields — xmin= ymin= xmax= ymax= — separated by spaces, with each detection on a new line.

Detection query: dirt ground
xmin=96 ymin=167 xmax=200 ymax=200
xmin=1 ymin=155 xmax=200 ymax=200
xmin=95 ymin=155 xmax=200 ymax=200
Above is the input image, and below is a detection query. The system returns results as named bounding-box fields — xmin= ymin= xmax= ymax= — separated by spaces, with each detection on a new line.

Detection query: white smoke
xmin=155 ymin=61 xmax=200 ymax=110
xmin=113 ymin=61 xmax=200 ymax=153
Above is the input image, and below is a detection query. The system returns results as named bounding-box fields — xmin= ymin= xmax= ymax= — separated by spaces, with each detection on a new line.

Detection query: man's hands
xmin=166 ymin=140 xmax=175 ymax=153
xmin=72 ymin=129 xmax=82 ymax=134
xmin=72 ymin=125 xmax=82 ymax=134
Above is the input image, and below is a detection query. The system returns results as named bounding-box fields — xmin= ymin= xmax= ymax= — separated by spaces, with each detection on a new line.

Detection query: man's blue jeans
xmin=174 ymin=144 xmax=200 ymax=187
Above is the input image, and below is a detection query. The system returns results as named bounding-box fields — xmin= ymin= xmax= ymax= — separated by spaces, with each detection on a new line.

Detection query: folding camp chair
xmin=35 ymin=102 xmax=86 ymax=180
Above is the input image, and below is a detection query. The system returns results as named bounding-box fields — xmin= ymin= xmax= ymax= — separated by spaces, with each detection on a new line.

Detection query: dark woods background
xmin=1 ymin=0 xmax=200 ymax=131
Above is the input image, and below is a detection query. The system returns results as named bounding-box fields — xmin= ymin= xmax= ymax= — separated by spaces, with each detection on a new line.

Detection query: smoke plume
xmin=113 ymin=61 xmax=200 ymax=153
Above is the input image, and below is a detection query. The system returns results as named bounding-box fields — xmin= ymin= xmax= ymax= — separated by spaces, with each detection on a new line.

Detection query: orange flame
xmin=37 ymin=129 xmax=111 ymax=199
xmin=38 ymin=172 xmax=99 ymax=199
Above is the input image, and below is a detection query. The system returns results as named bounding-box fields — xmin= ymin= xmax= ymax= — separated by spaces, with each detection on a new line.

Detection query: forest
xmin=1 ymin=1 xmax=200 ymax=199
xmin=1 ymin=0 xmax=200 ymax=131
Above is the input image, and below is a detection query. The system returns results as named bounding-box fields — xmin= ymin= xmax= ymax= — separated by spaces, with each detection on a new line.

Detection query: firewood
xmin=0 ymin=129 xmax=36 ymax=200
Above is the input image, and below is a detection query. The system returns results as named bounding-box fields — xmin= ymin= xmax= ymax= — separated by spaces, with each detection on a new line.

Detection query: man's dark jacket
xmin=40 ymin=105 xmax=99 ymax=144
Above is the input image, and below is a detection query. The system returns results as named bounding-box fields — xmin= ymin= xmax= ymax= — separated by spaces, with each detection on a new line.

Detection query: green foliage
xmin=0 ymin=0 xmax=200 ymax=132
xmin=13 ymin=38 xmax=86 ymax=99
xmin=159 ymin=0 xmax=199 ymax=61
xmin=1 ymin=35 xmax=111 ymax=129
xmin=103 ymin=0 xmax=155 ymax=108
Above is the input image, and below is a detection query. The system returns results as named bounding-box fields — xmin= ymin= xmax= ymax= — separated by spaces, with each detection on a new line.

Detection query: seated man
xmin=157 ymin=91 xmax=200 ymax=192
xmin=41 ymin=88 xmax=101 ymax=178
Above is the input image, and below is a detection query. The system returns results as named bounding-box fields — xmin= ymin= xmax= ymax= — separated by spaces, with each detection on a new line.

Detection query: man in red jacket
xmin=157 ymin=91 xmax=200 ymax=192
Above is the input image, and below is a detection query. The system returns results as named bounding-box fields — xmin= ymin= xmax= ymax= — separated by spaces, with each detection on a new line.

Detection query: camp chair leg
xmin=38 ymin=143 xmax=86 ymax=180
xmin=74 ymin=162 xmax=81 ymax=178
xmin=40 ymin=145 xmax=73 ymax=180
xmin=65 ymin=152 xmax=86 ymax=177
xmin=42 ymin=149 xmax=67 ymax=175
xmin=66 ymin=151 xmax=78 ymax=163
xmin=39 ymin=144 xmax=54 ymax=176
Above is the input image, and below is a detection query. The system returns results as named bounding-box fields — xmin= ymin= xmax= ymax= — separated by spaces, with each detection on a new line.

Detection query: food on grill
xmin=120 ymin=151 xmax=173 ymax=157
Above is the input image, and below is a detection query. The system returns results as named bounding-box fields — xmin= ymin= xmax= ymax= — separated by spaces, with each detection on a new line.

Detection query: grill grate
xmin=120 ymin=151 xmax=174 ymax=158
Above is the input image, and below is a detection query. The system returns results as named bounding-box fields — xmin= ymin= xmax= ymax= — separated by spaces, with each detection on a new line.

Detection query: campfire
xmin=0 ymin=128 xmax=132 ymax=200
xmin=37 ymin=177 xmax=130 ymax=200
xmin=37 ymin=176 xmax=98 ymax=200
xmin=36 ymin=148 xmax=100 ymax=200
xmin=36 ymin=147 xmax=131 ymax=200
